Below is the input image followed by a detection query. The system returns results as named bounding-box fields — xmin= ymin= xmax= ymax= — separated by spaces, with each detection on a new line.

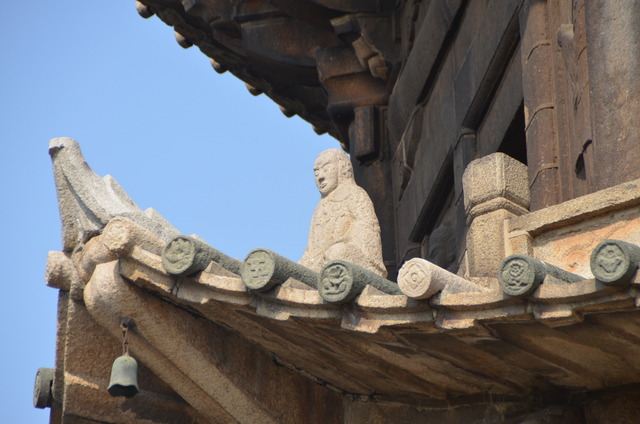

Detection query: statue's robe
xmin=300 ymin=182 xmax=386 ymax=277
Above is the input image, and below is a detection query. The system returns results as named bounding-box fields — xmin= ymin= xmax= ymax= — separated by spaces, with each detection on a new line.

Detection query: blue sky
xmin=1 ymin=2 xmax=338 ymax=422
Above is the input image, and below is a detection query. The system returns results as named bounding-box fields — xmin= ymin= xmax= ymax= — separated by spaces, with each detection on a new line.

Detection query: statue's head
xmin=314 ymin=149 xmax=354 ymax=196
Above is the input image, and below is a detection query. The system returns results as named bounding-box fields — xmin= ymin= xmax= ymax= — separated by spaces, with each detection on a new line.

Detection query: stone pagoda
xmin=36 ymin=1 xmax=640 ymax=423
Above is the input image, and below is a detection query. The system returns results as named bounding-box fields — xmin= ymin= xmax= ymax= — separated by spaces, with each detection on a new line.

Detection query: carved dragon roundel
xmin=319 ymin=263 xmax=353 ymax=303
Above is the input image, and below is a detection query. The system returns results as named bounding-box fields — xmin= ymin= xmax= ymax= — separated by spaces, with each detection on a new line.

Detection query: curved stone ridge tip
xmin=49 ymin=136 xmax=180 ymax=252
xmin=48 ymin=137 xmax=78 ymax=154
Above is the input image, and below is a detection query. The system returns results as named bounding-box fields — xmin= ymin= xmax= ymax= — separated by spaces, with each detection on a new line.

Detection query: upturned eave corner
xmin=42 ymin=138 xmax=640 ymax=424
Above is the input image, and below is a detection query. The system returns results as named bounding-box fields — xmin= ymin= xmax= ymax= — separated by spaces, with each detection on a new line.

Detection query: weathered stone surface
xmin=101 ymin=216 xmax=166 ymax=256
xmin=331 ymin=14 xmax=399 ymax=83
xmin=45 ymin=152 xmax=640 ymax=424
xmin=533 ymin=278 xmax=620 ymax=303
xmin=466 ymin=208 xmax=516 ymax=278
xmin=590 ymin=239 xmax=640 ymax=285
xmin=552 ymin=1 xmax=596 ymax=203
xmin=531 ymin=285 xmax=633 ymax=325
xmin=75 ymin=236 xmax=118 ymax=284
xmin=389 ymin=0 xmax=527 ymax=268
xmin=585 ymin=0 xmax=640 ymax=191
xmin=315 ymin=44 xmax=389 ymax=137
xmin=54 ymin=271 xmax=205 ymax=424
xmin=463 ymin=152 xmax=530 ymax=218
xmin=85 ymin=261 xmax=278 ymax=423
xmin=583 ymin=387 xmax=640 ymax=424
xmin=509 ymin=181 xmax=640 ymax=278
xmin=498 ymin=255 xmax=584 ymax=297
xmin=49 ymin=138 xmax=180 ymax=252
xmin=135 ymin=0 xmax=154 ymax=19
xmin=391 ymin=95 xmax=456 ymax=262
xmin=33 ymin=368 xmax=55 ymax=409
xmin=162 ymin=234 xmax=242 ymax=277
xmin=241 ymin=248 xmax=318 ymax=291
xmin=318 ymin=259 xmax=400 ymax=304
xmin=488 ymin=321 xmax=639 ymax=391
xmin=344 ymin=398 xmax=506 ymax=424
xmin=463 ymin=153 xmax=531 ymax=278
xmin=387 ymin=0 xmax=463 ymax=145
xmin=513 ymin=403 xmax=586 ymax=424
xmin=454 ymin=0 xmax=520 ymax=128
xmin=300 ymin=149 xmax=386 ymax=276
xmin=519 ymin=0 xmax=561 ymax=210
xmin=174 ymin=30 xmax=192 ymax=48
xmin=350 ymin=105 xmax=381 ymax=162
xmin=475 ymin=47 xmax=523 ymax=158
xmin=41 ymin=0 xmax=640 ymax=421
xmin=425 ymin=222 xmax=456 ymax=271
xmin=398 ymin=258 xmax=484 ymax=299
xmin=508 ymin=180 xmax=640 ymax=236
xmin=350 ymin=151 xmax=397 ymax=278
xmin=162 ymin=235 xmax=213 ymax=276
xmin=45 ymin=251 xmax=80 ymax=291
xmin=86 ymin=259 xmax=349 ymax=423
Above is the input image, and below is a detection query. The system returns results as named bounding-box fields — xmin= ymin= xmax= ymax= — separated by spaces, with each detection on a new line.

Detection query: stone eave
xmin=50 ymin=215 xmax=640 ymax=409
xmin=132 ymin=0 xmax=399 ymax=146
xmin=45 ymin=138 xmax=640 ymax=422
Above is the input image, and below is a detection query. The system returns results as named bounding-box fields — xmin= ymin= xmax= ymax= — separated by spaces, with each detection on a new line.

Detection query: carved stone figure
xmin=299 ymin=149 xmax=387 ymax=277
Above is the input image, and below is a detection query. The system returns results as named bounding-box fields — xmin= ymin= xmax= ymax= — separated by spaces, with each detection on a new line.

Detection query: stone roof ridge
xmin=49 ymin=137 xmax=180 ymax=252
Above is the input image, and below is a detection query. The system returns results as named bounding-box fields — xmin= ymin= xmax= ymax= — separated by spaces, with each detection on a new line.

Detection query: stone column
xmin=585 ymin=0 xmax=640 ymax=190
xmin=519 ymin=0 xmax=560 ymax=209
xmin=463 ymin=153 xmax=530 ymax=277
